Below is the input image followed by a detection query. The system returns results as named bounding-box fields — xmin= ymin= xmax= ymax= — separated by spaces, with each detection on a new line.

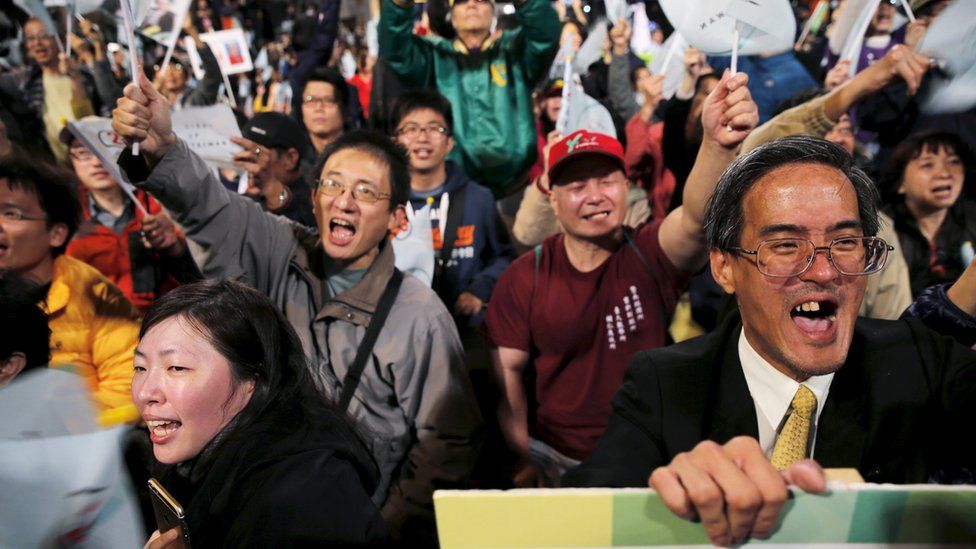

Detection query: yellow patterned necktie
xmin=770 ymin=385 xmax=817 ymax=471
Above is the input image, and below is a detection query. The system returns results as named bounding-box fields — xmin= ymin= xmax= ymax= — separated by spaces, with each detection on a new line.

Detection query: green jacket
xmin=379 ymin=0 xmax=560 ymax=197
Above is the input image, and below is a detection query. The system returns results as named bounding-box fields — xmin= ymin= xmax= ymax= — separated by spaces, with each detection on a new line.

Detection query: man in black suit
xmin=564 ymin=135 xmax=976 ymax=546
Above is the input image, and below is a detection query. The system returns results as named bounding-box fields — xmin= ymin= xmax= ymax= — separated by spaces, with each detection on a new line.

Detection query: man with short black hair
xmin=0 ymin=153 xmax=140 ymax=411
xmin=232 ymin=112 xmax=317 ymax=226
xmin=391 ymin=89 xmax=513 ymax=344
xmin=300 ymin=67 xmax=349 ymax=156
xmin=113 ymin=74 xmax=482 ymax=542
xmin=566 ymin=135 xmax=976 ymax=546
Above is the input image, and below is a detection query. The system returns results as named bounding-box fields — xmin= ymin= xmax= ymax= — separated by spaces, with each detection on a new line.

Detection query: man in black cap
xmin=231 ymin=112 xmax=317 ymax=227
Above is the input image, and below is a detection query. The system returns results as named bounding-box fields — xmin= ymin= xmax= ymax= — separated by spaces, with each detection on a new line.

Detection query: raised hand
xmin=112 ymin=71 xmax=176 ymax=159
xmin=700 ymin=70 xmax=759 ymax=150
xmin=824 ymin=59 xmax=851 ymax=90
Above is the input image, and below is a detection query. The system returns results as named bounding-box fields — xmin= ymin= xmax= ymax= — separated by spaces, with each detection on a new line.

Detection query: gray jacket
xmin=122 ymin=139 xmax=482 ymax=528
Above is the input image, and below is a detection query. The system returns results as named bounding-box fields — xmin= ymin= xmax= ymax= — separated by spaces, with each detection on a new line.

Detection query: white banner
xmin=171 ymin=103 xmax=243 ymax=169
xmin=659 ymin=0 xmax=795 ymax=56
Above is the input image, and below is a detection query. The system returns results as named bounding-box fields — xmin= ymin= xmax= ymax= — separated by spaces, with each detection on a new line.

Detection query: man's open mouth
xmin=790 ymin=299 xmax=838 ymax=334
xmin=329 ymin=218 xmax=357 ymax=245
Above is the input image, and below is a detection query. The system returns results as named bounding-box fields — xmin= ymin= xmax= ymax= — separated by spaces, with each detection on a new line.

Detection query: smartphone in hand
xmin=148 ymin=478 xmax=191 ymax=549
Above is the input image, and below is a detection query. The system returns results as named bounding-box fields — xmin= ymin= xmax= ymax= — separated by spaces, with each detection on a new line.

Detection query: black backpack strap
xmin=337 ymin=268 xmax=404 ymax=413
xmin=433 ymin=185 xmax=468 ymax=294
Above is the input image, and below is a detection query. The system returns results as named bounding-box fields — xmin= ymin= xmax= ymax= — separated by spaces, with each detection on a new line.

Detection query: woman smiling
xmin=133 ymin=280 xmax=386 ymax=547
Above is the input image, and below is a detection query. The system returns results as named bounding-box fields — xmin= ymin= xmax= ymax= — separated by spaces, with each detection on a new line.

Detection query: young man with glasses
xmin=391 ymin=90 xmax=513 ymax=361
xmin=300 ymin=67 xmax=349 ymax=157
xmin=0 ymin=152 xmax=141 ymax=413
xmin=60 ymin=121 xmax=192 ymax=312
xmin=486 ymin=71 xmax=759 ymax=487
xmin=565 ymin=135 xmax=976 ymax=546
xmin=379 ymin=0 xmax=561 ymax=196
xmin=112 ymin=75 xmax=482 ymax=543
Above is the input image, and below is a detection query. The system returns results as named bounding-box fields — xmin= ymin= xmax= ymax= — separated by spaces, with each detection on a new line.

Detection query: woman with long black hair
xmin=134 ymin=279 xmax=386 ymax=547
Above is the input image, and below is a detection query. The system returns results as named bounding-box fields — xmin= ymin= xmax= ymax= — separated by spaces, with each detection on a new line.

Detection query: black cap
xmin=242 ymin=112 xmax=310 ymax=161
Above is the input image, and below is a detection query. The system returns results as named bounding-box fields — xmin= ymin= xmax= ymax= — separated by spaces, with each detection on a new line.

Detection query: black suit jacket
xmin=564 ymin=314 xmax=976 ymax=487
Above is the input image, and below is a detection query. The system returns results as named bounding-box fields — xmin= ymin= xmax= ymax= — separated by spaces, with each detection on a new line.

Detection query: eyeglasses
xmin=69 ymin=148 xmax=95 ymax=162
xmin=152 ymin=63 xmax=185 ymax=74
xmin=303 ymin=95 xmax=339 ymax=108
xmin=317 ymin=178 xmax=391 ymax=204
xmin=25 ymin=34 xmax=52 ymax=44
xmin=396 ymin=123 xmax=449 ymax=140
xmin=730 ymin=236 xmax=893 ymax=278
xmin=0 ymin=207 xmax=46 ymax=223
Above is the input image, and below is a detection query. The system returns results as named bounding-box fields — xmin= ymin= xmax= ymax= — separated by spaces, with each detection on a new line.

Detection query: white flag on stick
xmin=659 ymin=0 xmax=795 ymax=56
xmin=574 ymin=20 xmax=607 ymax=73
xmin=651 ymin=31 xmax=688 ymax=99
xmin=67 ymin=117 xmax=150 ymax=215
xmin=171 ymin=104 xmax=243 ymax=169
xmin=157 ymin=0 xmax=192 ymax=75
xmin=118 ymin=0 xmax=142 ymax=155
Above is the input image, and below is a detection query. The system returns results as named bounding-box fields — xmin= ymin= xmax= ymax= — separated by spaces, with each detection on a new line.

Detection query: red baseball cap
xmin=546 ymin=130 xmax=626 ymax=188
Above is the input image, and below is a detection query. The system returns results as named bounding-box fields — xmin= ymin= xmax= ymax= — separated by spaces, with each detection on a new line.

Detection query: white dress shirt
xmin=738 ymin=330 xmax=835 ymax=458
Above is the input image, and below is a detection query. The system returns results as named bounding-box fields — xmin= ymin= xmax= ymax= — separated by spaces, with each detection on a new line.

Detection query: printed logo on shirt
xmin=604 ymin=286 xmax=646 ymax=350
xmin=490 ymin=63 xmax=508 ymax=87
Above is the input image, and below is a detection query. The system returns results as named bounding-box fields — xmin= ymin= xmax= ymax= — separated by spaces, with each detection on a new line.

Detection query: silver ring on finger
xmin=255 ymin=147 xmax=262 ymax=156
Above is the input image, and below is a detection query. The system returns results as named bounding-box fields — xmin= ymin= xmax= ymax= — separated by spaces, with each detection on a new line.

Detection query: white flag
xmin=171 ymin=103 xmax=243 ymax=169
xmin=659 ymin=0 xmax=795 ymax=56
xmin=918 ymin=0 xmax=976 ymax=114
xmin=651 ymin=31 xmax=688 ymax=99
xmin=67 ymin=116 xmax=150 ymax=215
xmin=394 ymin=203 xmax=435 ymax=287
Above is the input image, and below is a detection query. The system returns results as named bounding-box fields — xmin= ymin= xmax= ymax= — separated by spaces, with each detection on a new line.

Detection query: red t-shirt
xmin=485 ymin=220 xmax=689 ymax=460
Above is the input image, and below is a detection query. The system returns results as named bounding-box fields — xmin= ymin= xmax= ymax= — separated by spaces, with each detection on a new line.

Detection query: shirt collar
xmin=738 ymin=330 xmax=834 ymax=431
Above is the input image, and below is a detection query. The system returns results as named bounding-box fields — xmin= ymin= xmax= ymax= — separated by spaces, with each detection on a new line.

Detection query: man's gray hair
xmin=703 ymin=135 xmax=881 ymax=250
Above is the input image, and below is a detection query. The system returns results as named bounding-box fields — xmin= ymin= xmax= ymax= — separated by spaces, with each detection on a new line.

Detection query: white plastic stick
xmin=730 ymin=19 xmax=740 ymax=75
xmin=65 ymin=7 xmax=72 ymax=58
xmin=659 ymin=32 xmax=681 ymax=75
xmin=119 ymin=0 xmax=141 ymax=155
xmin=220 ymin=69 xmax=237 ymax=109
xmin=900 ymin=0 xmax=916 ymax=22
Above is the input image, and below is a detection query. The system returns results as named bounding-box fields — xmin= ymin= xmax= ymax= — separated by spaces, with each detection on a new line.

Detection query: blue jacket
xmin=409 ymin=162 xmax=515 ymax=326
xmin=708 ymin=51 xmax=817 ymax=124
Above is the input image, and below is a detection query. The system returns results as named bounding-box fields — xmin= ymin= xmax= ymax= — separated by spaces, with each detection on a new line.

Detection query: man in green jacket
xmin=379 ymin=0 xmax=560 ymax=197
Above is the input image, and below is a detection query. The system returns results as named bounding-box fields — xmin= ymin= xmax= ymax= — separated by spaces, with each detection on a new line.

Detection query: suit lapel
xmin=813 ymin=331 xmax=869 ymax=472
xmin=703 ymin=322 xmax=760 ymax=443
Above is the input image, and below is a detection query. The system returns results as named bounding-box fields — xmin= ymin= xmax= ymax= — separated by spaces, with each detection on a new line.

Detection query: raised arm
xmin=513 ymin=0 xmax=561 ymax=85
xmin=112 ymin=74 xmax=298 ymax=294
xmin=287 ymin=0 xmax=342 ymax=114
xmin=658 ymin=70 xmax=758 ymax=272
xmin=378 ymin=0 xmax=434 ymax=87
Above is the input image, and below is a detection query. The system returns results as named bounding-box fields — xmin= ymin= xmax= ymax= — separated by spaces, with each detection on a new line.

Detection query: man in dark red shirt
xmin=485 ymin=69 xmax=759 ymax=487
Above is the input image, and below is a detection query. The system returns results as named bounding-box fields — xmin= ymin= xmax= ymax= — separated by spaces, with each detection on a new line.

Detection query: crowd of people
xmin=0 ymin=0 xmax=974 ymax=546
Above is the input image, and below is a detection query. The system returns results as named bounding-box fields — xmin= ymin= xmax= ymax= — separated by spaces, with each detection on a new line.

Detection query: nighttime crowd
xmin=0 ymin=0 xmax=975 ymax=546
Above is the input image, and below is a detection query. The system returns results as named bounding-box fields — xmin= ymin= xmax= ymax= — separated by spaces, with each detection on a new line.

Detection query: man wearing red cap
xmin=485 ymin=70 xmax=759 ymax=487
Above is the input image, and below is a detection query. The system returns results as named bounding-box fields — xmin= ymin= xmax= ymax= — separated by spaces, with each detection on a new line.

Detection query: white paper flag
xmin=394 ymin=203 xmax=435 ymax=287
xmin=659 ymin=0 xmax=795 ymax=56
xmin=67 ymin=117 xmax=149 ymax=215
xmin=650 ymin=31 xmax=688 ymax=99
xmin=918 ymin=0 xmax=976 ymax=114
xmin=171 ymin=103 xmax=243 ymax=169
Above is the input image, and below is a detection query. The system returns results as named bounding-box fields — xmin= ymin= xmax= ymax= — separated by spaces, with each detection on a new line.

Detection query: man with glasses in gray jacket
xmin=112 ymin=74 xmax=481 ymax=544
